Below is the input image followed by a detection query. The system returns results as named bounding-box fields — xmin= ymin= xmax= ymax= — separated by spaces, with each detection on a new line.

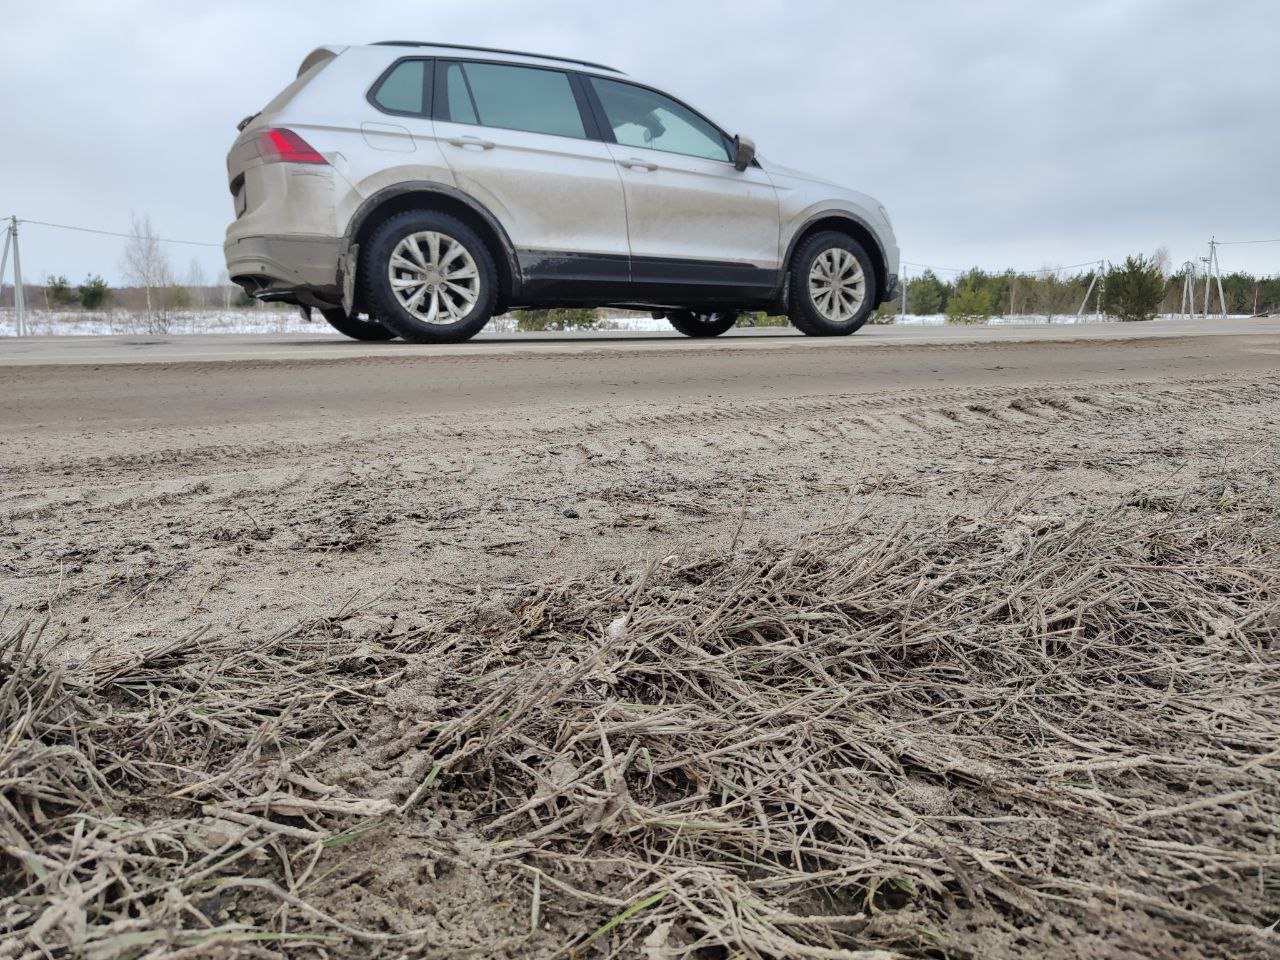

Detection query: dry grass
xmin=3 ymin=479 xmax=1279 ymax=959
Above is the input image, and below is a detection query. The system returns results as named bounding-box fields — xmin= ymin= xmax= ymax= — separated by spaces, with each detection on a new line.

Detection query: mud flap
xmin=298 ymin=305 xmax=313 ymax=323
xmin=340 ymin=245 xmax=358 ymax=318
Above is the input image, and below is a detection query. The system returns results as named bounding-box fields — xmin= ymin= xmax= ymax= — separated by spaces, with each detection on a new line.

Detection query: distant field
xmin=0 ymin=307 xmax=664 ymax=337
xmin=3 ymin=306 xmax=1243 ymax=338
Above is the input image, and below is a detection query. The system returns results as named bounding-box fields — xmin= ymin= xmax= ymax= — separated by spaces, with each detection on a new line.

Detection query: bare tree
xmin=120 ymin=213 xmax=172 ymax=332
xmin=185 ymin=258 xmax=209 ymax=308
xmin=217 ymin=270 xmax=238 ymax=309
xmin=1152 ymin=245 xmax=1172 ymax=277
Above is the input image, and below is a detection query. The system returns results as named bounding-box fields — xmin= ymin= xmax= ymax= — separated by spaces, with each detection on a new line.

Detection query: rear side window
xmin=442 ymin=63 xmax=478 ymax=124
xmin=370 ymin=59 xmax=431 ymax=116
xmin=442 ymin=61 xmax=586 ymax=140
xmin=590 ymin=77 xmax=729 ymax=162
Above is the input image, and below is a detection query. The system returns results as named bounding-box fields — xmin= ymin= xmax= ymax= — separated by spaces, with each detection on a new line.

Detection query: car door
xmin=346 ymin=56 xmax=458 ymax=223
xmin=433 ymin=59 xmax=630 ymax=298
xmin=585 ymin=75 xmax=781 ymax=301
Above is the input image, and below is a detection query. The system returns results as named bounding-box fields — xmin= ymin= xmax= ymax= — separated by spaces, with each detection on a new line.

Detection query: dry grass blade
xmin=411 ymin=478 xmax=1280 ymax=958
xmin=2 ymin=476 xmax=1278 ymax=958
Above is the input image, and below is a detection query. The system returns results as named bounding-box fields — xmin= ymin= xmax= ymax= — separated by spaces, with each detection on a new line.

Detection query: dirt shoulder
xmin=2 ymin=327 xmax=1278 ymax=659
xmin=2 ymin=329 xmax=1279 ymax=957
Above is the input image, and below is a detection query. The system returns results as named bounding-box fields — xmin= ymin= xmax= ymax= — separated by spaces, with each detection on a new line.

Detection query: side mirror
xmin=733 ymin=134 xmax=756 ymax=171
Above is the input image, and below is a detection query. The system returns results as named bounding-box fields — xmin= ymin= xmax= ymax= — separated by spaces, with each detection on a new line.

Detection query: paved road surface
xmin=2 ymin=316 xmax=1276 ymax=366
xmin=3 ymin=318 xmax=1277 ymax=445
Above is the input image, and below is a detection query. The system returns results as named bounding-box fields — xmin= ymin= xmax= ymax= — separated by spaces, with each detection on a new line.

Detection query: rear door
xmin=434 ymin=59 xmax=630 ymax=299
xmin=585 ymin=75 xmax=781 ymax=302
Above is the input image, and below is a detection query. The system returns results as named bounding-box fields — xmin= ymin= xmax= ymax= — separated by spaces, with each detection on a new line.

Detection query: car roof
xmin=369 ymin=41 xmax=625 ymax=76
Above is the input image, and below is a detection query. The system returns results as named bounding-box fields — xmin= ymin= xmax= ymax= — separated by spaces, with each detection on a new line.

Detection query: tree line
xmin=884 ymin=252 xmax=1280 ymax=323
xmin=0 ymin=280 xmax=255 ymax=312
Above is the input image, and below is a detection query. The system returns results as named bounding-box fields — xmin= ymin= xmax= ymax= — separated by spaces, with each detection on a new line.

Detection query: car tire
xmin=668 ymin=310 xmax=738 ymax=338
xmin=318 ymin=308 xmax=398 ymax=341
xmin=362 ymin=210 xmax=499 ymax=344
xmin=788 ymin=231 xmax=878 ymax=336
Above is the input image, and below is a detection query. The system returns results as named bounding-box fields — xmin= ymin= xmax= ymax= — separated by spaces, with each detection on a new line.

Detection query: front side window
xmin=371 ymin=59 xmax=430 ymax=115
xmin=590 ymin=78 xmax=729 ymax=162
xmin=442 ymin=61 xmax=586 ymax=139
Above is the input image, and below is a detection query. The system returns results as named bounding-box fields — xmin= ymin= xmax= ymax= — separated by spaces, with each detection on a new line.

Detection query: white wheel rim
xmin=388 ymin=231 xmax=480 ymax=325
xmin=808 ymin=248 xmax=865 ymax=322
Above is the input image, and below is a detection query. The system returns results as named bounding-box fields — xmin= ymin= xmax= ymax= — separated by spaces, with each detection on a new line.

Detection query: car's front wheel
xmin=362 ymin=210 xmax=498 ymax=344
xmin=668 ymin=310 xmax=738 ymax=338
xmin=788 ymin=232 xmax=878 ymax=336
xmin=318 ymin=308 xmax=398 ymax=341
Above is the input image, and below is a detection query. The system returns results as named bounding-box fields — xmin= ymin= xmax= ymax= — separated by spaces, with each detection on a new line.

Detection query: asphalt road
xmin=2 ymin=318 xmax=1277 ymax=447
xmin=2 ymin=316 xmax=1276 ymax=367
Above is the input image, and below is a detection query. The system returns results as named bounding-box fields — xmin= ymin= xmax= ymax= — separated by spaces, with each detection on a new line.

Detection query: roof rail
xmin=371 ymin=41 xmax=623 ymax=74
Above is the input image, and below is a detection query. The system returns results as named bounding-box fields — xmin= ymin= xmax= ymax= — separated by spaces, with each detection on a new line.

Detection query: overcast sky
xmin=3 ymin=0 xmax=1278 ymax=286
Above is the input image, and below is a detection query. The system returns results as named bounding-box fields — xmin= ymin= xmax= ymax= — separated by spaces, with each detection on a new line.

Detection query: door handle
xmin=621 ymin=158 xmax=658 ymax=171
xmin=447 ymin=135 xmax=496 ymax=150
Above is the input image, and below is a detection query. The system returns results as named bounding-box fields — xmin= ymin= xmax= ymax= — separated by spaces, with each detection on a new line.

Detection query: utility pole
xmin=1211 ymin=239 xmax=1227 ymax=318
xmin=1201 ymin=239 xmax=1227 ymax=320
xmin=1075 ymin=261 xmax=1104 ymax=322
xmin=1095 ymin=261 xmax=1105 ymax=321
xmin=1179 ymin=260 xmax=1198 ymax=320
xmin=1 ymin=217 xmax=25 ymax=336
xmin=1201 ymin=256 xmax=1212 ymax=320
xmin=899 ymin=264 xmax=907 ymax=323
xmin=0 ymin=224 xmax=11 ymax=316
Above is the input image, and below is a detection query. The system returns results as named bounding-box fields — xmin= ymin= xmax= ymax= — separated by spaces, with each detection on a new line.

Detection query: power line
xmin=1030 ymin=259 xmax=1106 ymax=274
xmin=902 ymin=260 xmax=967 ymax=274
xmin=903 ymin=258 xmax=1104 ymax=277
xmin=906 ymin=263 xmax=972 ymax=275
xmin=1214 ymin=238 xmax=1280 ymax=246
xmin=17 ymin=218 xmax=221 ymax=248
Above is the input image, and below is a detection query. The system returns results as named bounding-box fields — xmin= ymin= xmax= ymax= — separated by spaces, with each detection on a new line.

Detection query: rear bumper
xmin=224 ymin=234 xmax=340 ymax=293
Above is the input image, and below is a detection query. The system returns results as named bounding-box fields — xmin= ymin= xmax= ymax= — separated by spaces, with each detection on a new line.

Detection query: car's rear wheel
xmin=318 ymin=308 xmax=398 ymax=341
xmin=788 ymin=232 xmax=878 ymax=336
xmin=668 ymin=310 xmax=738 ymax=338
xmin=362 ymin=210 xmax=498 ymax=344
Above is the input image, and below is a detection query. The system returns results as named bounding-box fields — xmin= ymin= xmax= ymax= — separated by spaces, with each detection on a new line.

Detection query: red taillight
xmin=257 ymin=128 xmax=327 ymax=165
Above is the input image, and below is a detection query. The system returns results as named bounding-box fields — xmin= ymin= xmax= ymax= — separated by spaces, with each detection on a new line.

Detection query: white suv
xmin=225 ymin=42 xmax=899 ymax=343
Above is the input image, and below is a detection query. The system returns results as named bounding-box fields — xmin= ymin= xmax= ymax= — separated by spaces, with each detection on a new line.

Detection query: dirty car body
xmin=225 ymin=42 xmax=899 ymax=342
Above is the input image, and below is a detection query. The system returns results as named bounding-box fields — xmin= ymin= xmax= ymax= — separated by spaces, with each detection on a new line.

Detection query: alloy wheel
xmin=388 ymin=231 xmax=480 ymax=325
xmin=807 ymin=248 xmax=866 ymax=323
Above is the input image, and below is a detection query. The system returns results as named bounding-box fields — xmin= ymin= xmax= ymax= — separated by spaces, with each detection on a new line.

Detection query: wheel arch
xmin=343 ymin=182 xmax=519 ymax=311
xmin=783 ymin=212 xmax=889 ymax=305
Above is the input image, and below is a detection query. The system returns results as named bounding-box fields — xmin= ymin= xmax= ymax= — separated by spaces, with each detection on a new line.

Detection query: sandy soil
xmin=2 ymin=323 xmax=1279 ymax=957
xmin=3 ymin=323 xmax=1278 ymax=657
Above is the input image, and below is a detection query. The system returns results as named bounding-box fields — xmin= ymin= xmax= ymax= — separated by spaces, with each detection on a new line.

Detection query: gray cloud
xmin=3 ymin=0 xmax=1277 ymax=285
